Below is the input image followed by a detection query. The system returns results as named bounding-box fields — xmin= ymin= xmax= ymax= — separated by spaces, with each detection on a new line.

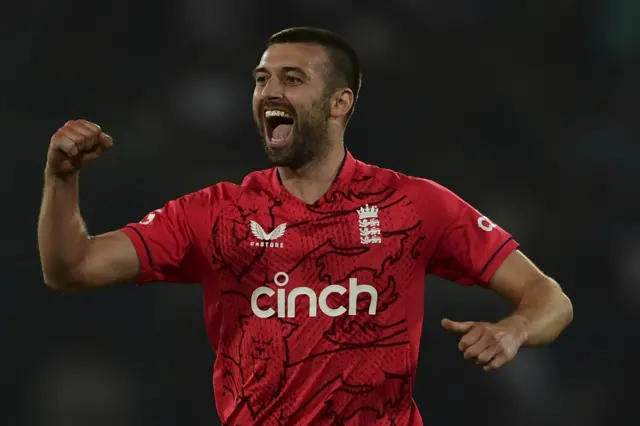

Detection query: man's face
xmin=252 ymin=43 xmax=334 ymax=169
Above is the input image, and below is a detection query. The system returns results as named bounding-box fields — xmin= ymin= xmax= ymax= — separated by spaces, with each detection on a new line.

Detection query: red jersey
xmin=121 ymin=151 xmax=518 ymax=426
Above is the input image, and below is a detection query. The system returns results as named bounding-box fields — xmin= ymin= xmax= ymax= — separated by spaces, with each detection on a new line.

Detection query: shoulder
xmin=167 ymin=168 xmax=274 ymax=218
xmin=355 ymin=160 xmax=469 ymax=234
xmin=357 ymin=160 xmax=458 ymax=203
xmin=183 ymin=168 xmax=273 ymax=204
xmin=240 ymin=167 xmax=273 ymax=191
xmin=177 ymin=182 xmax=238 ymax=206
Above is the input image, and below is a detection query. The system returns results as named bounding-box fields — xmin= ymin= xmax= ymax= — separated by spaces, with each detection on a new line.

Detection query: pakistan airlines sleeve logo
xmin=250 ymin=221 xmax=287 ymax=248
xmin=357 ymin=204 xmax=382 ymax=244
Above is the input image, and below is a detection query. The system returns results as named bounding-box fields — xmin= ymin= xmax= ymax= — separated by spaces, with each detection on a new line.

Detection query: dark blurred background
xmin=3 ymin=1 xmax=639 ymax=425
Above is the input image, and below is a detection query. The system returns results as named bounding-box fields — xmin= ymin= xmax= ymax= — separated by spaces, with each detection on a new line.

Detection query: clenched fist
xmin=442 ymin=318 xmax=525 ymax=371
xmin=46 ymin=119 xmax=113 ymax=177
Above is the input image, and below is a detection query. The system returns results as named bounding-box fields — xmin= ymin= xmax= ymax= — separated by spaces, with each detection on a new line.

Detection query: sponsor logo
xmin=477 ymin=215 xmax=497 ymax=232
xmin=251 ymin=272 xmax=378 ymax=318
xmin=139 ymin=209 xmax=162 ymax=225
xmin=250 ymin=221 xmax=286 ymax=248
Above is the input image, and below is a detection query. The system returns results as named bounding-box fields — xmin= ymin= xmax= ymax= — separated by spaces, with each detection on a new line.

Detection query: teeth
xmin=265 ymin=110 xmax=292 ymax=119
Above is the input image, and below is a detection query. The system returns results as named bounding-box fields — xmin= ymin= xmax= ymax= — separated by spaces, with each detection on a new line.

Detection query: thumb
xmin=441 ymin=318 xmax=475 ymax=333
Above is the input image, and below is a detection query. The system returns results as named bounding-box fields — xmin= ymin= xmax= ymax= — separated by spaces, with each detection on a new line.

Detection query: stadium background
xmin=2 ymin=1 xmax=639 ymax=425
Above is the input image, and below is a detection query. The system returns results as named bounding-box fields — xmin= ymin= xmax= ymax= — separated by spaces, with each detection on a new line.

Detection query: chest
xmin=210 ymin=191 xmax=425 ymax=291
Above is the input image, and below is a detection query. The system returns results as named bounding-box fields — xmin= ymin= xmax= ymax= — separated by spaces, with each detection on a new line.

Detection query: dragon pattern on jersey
xmin=210 ymin=174 xmax=424 ymax=425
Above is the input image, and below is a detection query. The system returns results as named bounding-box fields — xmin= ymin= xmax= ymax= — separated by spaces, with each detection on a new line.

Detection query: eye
xmin=255 ymin=74 xmax=268 ymax=85
xmin=285 ymin=75 xmax=302 ymax=85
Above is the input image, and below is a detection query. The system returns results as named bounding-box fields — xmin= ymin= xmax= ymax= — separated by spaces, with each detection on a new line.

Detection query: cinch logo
xmin=251 ymin=272 xmax=378 ymax=318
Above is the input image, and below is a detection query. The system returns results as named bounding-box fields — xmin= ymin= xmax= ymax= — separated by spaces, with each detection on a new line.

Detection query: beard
xmin=255 ymin=91 xmax=332 ymax=169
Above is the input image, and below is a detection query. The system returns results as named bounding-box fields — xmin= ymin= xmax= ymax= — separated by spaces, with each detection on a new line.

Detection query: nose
xmin=260 ymin=78 xmax=284 ymax=100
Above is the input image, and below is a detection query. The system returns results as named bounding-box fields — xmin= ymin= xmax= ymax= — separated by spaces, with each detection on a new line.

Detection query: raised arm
xmin=38 ymin=120 xmax=141 ymax=291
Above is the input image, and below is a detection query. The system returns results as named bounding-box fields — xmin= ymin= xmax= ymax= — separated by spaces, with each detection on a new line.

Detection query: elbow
xmin=42 ymin=267 xmax=86 ymax=292
xmin=542 ymin=276 xmax=574 ymax=328
xmin=560 ymin=290 xmax=574 ymax=328
xmin=544 ymin=283 xmax=573 ymax=343
xmin=39 ymin=247 xmax=93 ymax=292
xmin=531 ymin=277 xmax=574 ymax=344
xmin=43 ymin=275 xmax=80 ymax=292
xmin=42 ymin=272 xmax=57 ymax=290
xmin=43 ymin=277 xmax=74 ymax=292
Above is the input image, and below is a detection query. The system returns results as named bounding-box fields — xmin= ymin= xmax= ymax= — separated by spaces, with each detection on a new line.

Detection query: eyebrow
xmin=252 ymin=66 xmax=307 ymax=77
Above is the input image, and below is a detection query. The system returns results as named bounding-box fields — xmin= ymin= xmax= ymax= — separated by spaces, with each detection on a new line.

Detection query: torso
xmin=202 ymin=156 xmax=428 ymax=425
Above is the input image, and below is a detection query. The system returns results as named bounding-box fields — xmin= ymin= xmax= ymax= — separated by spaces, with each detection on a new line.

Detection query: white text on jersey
xmin=251 ymin=272 xmax=378 ymax=318
xmin=250 ymin=221 xmax=286 ymax=248
xmin=477 ymin=215 xmax=497 ymax=232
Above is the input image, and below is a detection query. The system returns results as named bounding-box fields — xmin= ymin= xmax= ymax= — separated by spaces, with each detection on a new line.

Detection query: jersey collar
xmin=271 ymin=146 xmax=358 ymax=205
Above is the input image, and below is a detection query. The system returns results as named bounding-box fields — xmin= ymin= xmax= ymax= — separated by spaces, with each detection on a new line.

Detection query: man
xmin=38 ymin=27 xmax=573 ymax=425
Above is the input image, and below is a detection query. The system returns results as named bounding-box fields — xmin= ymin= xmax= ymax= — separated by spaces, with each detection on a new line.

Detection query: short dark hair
xmin=267 ymin=27 xmax=362 ymax=121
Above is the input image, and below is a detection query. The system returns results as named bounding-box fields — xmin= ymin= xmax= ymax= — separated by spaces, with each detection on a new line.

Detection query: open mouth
xmin=264 ymin=109 xmax=295 ymax=144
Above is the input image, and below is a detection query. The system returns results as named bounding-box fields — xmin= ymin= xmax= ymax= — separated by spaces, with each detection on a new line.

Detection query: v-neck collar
xmin=270 ymin=147 xmax=357 ymax=207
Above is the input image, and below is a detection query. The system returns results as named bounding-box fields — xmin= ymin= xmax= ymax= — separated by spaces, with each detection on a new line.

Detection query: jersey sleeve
xmin=119 ymin=189 xmax=214 ymax=284
xmin=417 ymin=180 xmax=520 ymax=287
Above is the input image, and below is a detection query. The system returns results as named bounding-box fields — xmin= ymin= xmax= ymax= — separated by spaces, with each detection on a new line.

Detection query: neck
xmin=278 ymin=141 xmax=345 ymax=205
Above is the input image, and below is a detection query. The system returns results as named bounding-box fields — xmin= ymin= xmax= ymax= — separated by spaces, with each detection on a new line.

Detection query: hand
xmin=441 ymin=318 xmax=525 ymax=371
xmin=46 ymin=119 xmax=113 ymax=178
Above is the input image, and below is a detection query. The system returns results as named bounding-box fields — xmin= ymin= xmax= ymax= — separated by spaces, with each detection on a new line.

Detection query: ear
xmin=329 ymin=88 xmax=354 ymax=120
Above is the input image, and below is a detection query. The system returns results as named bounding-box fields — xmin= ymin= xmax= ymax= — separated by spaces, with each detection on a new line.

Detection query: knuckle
xmin=51 ymin=134 xmax=68 ymax=146
xmin=63 ymin=132 xmax=80 ymax=143
xmin=76 ymin=125 xmax=93 ymax=135
xmin=64 ymin=120 xmax=80 ymax=130
xmin=80 ymin=119 xmax=100 ymax=130
xmin=65 ymin=120 xmax=91 ymax=134
xmin=60 ymin=126 xmax=78 ymax=138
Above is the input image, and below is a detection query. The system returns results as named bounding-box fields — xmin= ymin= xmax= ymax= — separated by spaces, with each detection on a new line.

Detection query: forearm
xmin=499 ymin=277 xmax=573 ymax=347
xmin=38 ymin=170 xmax=91 ymax=288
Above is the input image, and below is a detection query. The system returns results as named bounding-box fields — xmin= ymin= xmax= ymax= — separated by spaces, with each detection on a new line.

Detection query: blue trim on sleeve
xmin=479 ymin=237 xmax=513 ymax=277
xmin=125 ymin=225 xmax=154 ymax=268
